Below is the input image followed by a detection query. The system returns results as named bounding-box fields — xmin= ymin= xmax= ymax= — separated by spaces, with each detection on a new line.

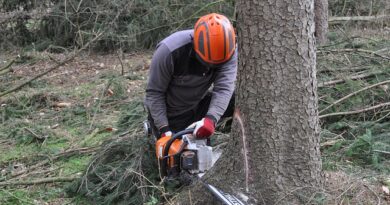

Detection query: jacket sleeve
xmin=145 ymin=43 xmax=174 ymax=129
xmin=206 ymin=51 xmax=237 ymax=122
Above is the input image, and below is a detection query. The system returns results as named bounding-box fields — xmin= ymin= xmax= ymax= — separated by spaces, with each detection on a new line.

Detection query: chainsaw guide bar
xmin=205 ymin=183 xmax=246 ymax=205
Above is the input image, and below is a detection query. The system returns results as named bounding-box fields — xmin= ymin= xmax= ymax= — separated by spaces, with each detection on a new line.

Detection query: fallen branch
xmin=319 ymin=102 xmax=390 ymax=119
xmin=320 ymin=79 xmax=390 ymax=113
xmin=7 ymin=147 xmax=97 ymax=179
xmin=24 ymin=127 xmax=46 ymax=141
xmin=373 ymin=150 xmax=390 ymax=155
xmin=329 ymin=15 xmax=390 ymax=23
xmin=318 ymin=65 xmax=371 ymax=73
xmin=0 ymin=32 xmax=103 ymax=98
xmin=0 ymin=176 xmax=78 ymax=187
xmin=320 ymin=139 xmax=344 ymax=148
xmin=319 ymin=48 xmax=390 ymax=61
xmin=0 ymin=59 xmax=15 ymax=72
xmin=0 ymin=68 xmax=13 ymax=75
xmin=318 ymin=71 xmax=383 ymax=87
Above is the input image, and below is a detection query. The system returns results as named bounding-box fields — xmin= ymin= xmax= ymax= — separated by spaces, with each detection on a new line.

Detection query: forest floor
xmin=0 ymin=28 xmax=389 ymax=204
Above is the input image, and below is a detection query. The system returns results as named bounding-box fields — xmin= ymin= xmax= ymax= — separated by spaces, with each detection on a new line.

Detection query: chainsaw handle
xmin=161 ymin=128 xmax=194 ymax=177
xmin=163 ymin=128 xmax=194 ymax=158
xmin=171 ymin=128 xmax=195 ymax=139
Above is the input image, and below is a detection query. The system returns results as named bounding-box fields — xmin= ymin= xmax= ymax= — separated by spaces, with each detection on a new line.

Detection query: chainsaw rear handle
xmin=161 ymin=128 xmax=194 ymax=177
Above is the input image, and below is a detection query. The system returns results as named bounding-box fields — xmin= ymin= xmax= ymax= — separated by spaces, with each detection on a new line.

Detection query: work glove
xmin=159 ymin=126 xmax=172 ymax=139
xmin=190 ymin=116 xmax=216 ymax=138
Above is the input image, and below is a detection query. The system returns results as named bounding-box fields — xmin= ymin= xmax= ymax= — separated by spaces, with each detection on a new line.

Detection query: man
xmin=145 ymin=13 xmax=237 ymax=140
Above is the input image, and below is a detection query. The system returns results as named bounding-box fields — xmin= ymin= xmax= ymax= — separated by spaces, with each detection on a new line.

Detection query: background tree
xmin=315 ymin=0 xmax=329 ymax=45
xmin=177 ymin=0 xmax=323 ymax=204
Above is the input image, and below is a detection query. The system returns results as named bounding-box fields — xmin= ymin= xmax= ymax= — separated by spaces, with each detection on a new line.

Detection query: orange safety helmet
xmin=194 ymin=13 xmax=236 ymax=65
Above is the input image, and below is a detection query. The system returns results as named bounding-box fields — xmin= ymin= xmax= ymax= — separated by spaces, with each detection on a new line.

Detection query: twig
xmin=318 ymin=71 xmax=383 ymax=87
xmin=0 ymin=59 xmax=15 ymax=72
xmin=6 ymin=147 xmax=97 ymax=179
xmin=0 ymin=32 xmax=103 ymax=98
xmin=189 ymin=190 xmax=193 ymax=205
xmin=318 ymin=48 xmax=390 ymax=61
xmin=319 ymin=102 xmax=390 ymax=119
xmin=24 ymin=127 xmax=45 ymax=141
xmin=129 ymin=169 xmax=172 ymax=204
xmin=318 ymin=65 xmax=371 ymax=73
xmin=0 ymin=68 xmax=13 ymax=75
xmin=117 ymin=48 xmax=125 ymax=75
xmin=88 ymin=81 xmax=112 ymax=131
xmin=363 ymin=184 xmax=381 ymax=205
xmin=328 ymin=15 xmax=390 ymax=23
xmin=375 ymin=110 xmax=390 ymax=122
xmin=0 ymin=176 xmax=78 ymax=187
xmin=18 ymin=167 xmax=60 ymax=180
xmin=373 ymin=150 xmax=390 ymax=155
xmin=174 ymin=0 xmax=225 ymax=31
xmin=320 ymin=80 xmax=390 ymax=113
xmin=335 ymin=182 xmax=356 ymax=203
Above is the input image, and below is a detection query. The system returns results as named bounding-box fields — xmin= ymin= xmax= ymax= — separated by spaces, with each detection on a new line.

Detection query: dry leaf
xmin=107 ymin=89 xmax=114 ymax=96
xmin=105 ymin=127 xmax=117 ymax=132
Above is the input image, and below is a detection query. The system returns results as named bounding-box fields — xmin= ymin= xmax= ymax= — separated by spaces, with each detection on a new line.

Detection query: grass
xmin=0 ymin=52 xmax=149 ymax=204
xmin=58 ymin=156 xmax=91 ymax=176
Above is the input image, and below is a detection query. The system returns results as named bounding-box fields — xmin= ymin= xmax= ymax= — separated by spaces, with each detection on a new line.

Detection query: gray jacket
xmin=145 ymin=29 xmax=237 ymax=129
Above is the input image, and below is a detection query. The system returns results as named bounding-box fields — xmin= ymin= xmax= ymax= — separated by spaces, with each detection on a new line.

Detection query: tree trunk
xmin=176 ymin=1 xmax=323 ymax=204
xmin=315 ymin=0 xmax=328 ymax=45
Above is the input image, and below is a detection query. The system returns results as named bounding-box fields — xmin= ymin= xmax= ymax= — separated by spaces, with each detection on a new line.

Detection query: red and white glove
xmin=190 ymin=117 xmax=216 ymax=138
xmin=159 ymin=126 xmax=172 ymax=139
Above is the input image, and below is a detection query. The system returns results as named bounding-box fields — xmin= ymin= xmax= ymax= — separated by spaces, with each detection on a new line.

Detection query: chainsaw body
xmin=144 ymin=122 xmax=246 ymax=204
xmin=155 ymin=129 xmax=214 ymax=177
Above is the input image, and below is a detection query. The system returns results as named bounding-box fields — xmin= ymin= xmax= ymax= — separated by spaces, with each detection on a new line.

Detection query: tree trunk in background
xmin=315 ymin=0 xmax=328 ymax=45
xmin=176 ymin=0 xmax=323 ymax=204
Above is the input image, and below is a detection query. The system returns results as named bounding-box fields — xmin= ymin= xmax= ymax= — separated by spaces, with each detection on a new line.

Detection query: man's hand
xmin=191 ymin=117 xmax=216 ymax=138
xmin=159 ymin=126 xmax=172 ymax=139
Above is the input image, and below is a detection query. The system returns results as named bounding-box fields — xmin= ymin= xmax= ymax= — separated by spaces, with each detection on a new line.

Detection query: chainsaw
xmin=155 ymin=128 xmax=215 ymax=178
xmin=144 ymin=121 xmax=246 ymax=205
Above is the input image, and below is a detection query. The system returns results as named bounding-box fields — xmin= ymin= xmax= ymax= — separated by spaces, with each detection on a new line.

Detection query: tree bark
xmin=176 ymin=1 xmax=323 ymax=204
xmin=315 ymin=0 xmax=328 ymax=45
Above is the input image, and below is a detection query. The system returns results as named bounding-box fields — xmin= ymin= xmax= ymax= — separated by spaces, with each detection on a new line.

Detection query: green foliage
xmin=345 ymin=130 xmax=373 ymax=163
xmin=116 ymin=100 xmax=145 ymax=132
xmin=329 ymin=0 xmax=389 ymax=16
xmin=1 ymin=0 xmax=235 ymax=51
xmin=322 ymin=121 xmax=390 ymax=172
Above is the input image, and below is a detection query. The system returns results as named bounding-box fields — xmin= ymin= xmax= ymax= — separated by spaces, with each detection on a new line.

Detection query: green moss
xmin=59 ymin=156 xmax=91 ymax=175
xmin=0 ymin=144 xmax=40 ymax=163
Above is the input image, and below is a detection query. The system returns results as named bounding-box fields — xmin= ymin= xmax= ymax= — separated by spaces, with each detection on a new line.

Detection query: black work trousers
xmin=148 ymin=92 xmax=235 ymax=138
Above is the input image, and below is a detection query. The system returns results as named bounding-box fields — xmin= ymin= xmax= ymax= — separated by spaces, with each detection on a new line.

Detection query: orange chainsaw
xmin=155 ymin=128 xmax=215 ymax=178
xmin=151 ymin=127 xmax=246 ymax=205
